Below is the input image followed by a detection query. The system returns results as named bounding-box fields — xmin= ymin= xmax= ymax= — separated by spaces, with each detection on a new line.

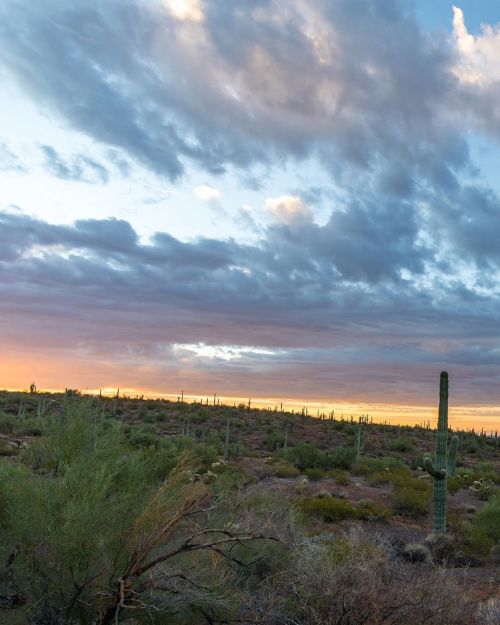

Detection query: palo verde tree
xmin=0 ymin=401 xmax=277 ymax=625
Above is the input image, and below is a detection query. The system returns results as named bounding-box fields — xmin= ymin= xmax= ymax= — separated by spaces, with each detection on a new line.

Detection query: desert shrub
xmin=469 ymin=478 xmax=498 ymax=501
xmin=447 ymin=475 xmax=463 ymax=495
xmin=355 ymin=455 xmax=405 ymax=476
xmin=454 ymin=522 xmax=495 ymax=558
xmin=355 ymin=499 xmax=391 ymax=522
xmin=454 ymin=467 xmax=475 ymax=484
xmin=18 ymin=418 xmax=44 ymax=436
xmin=392 ymin=479 xmax=430 ymax=517
xmin=283 ymin=443 xmax=355 ymax=471
xmin=471 ymin=496 xmax=500 ymax=543
xmin=474 ymin=462 xmax=500 ymax=484
xmin=390 ymin=436 xmax=414 ymax=452
xmin=330 ymin=469 xmax=350 ymax=485
xmin=274 ymin=463 xmax=300 ymax=478
xmin=321 ymin=446 xmax=356 ymax=470
xmin=300 ymin=496 xmax=356 ymax=522
xmin=300 ymin=497 xmax=390 ymax=523
xmin=142 ymin=411 xmax=165 ymax=423
xmin=228 ymin=441 xmax=249 ymax=459
xmin=283 ymin=442 xmax=320 ymax=470
xmin=266 ymin=430 xmax=287 ymax=450
xmin=19 ymin=439 xmax=55 ymax=472
xmin=477 ymin=599 xmax=500 ymax=625
xmin=0 ymin=414 xmax=16 ymax=434
xmin=463 ymin=437 xmax=481 ymax=455
xmin=368 ymin=465 xmax=412 ymax=486
xmin=402 ymin=542 xmax=431 ymax=563
xmin=305 ymin=467 xmax=326 ymax=481
xmin=128 ymin=424 xmax=160 ymax=448
xmin=184 ymin=411 xmax=206 ymax=424
xmin=254 ymin=530 xmax=471 ymax=625
xmin=410 ymin=452 xmax=428 ymax=470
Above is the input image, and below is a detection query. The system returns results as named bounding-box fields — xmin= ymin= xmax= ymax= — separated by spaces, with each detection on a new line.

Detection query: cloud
xmin=0 ymin=139 xmax=25 ymax=173
xmin=265 ymin=196 xmax=312 ymax=225
xmin=40 ymin=145 xmax=109 ymax=183
xmin=193 ymin=184 xmax=222 ymax=202
xmin=0 ymin=0 xmax=464 ymax=185
xmin=452 ymin=6 xmax=500 ymax=85
xmin=451 ymin=6 xmax=500 ymax=138
xmin=164 ymin=0 xmax=203 ymax=22
xmin=1 ymin=209 xmax=500 ymax=405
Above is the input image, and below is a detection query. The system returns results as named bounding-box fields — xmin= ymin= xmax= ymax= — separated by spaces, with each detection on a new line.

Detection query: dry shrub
xmin=477 ymin=598 xmax=500 ymax=625
xmin=247 ymin=528 xmax=472 ymax=625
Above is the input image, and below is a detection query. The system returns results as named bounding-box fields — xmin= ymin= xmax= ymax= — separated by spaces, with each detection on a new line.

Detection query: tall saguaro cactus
xmin=424 ymin=372 xmax=459 ymax=533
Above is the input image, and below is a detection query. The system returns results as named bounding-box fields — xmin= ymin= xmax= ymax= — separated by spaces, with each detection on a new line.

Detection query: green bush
xmin=368 ymin=466 xmax=412 ymax=486
xmin=469 ymin=478 xmax=498 ymax=501
xmin=330 ymin=469 xmax=350 ymax=485
xmin=454 ymin=522 xmax=494 ymax=558
xmin=392 ymin=480 xmax=430 ymax=518
xmin=283 ymin=444 xmax=356 ymax=471
xmin=0 ymin=413 xmax=16 ymax=434
xmin=472 ymin=496 xmax=500 ymax=543
xmin=283 ymin=442 xmax=320 ymax=470
xmin=19 ymin=418 xmax=44 ymax=436
xmin=128 ymin=424 xmax=160 ymax=448
xmin=19 ymin=439 xmax=54 ymax=472
xmin=322 ymin=447 xmax=356 ymax=470
xmin=305 ymin=467 xmax=326 ymax=481
xmin=355 ymin=499 xmax=391 ymax=522
xmin=389 ymin=436 xmax=414 ymax=452
xmin=447 ymin=475 xmax=463 ymax=495
xmin=300 ymin=496 xmax=356 ymax=522
xmin=0 ymin=401 xmax=271 ymax=624
xmin=300 ymin=496 xmax=390 ymax=523
xmin=355 ymin=456 xmax=405 ymax=476
xmin=274 ymin=463 xmax=300 ymax=478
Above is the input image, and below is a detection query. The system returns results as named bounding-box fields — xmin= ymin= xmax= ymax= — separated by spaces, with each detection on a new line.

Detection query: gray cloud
xmin=0 ymin=210 xmax=499 ymax=403
xmin=40 ymin=145 xmax=109 ymax=183
xmin=0 ymin=139 xmax=25 ymax=173
xmin=0 ymin=0 xmax=471 ymax=185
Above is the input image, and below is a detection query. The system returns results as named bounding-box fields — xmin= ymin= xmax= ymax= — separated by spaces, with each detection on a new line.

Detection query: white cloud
xmin=172 ymin=343 xmax=277 ymax=362
xmin=194 ymin=184 xmax=222 ymax=202
xmin=265 ymin=195 xmax=312 ymax=225
xmin=452 ymin=6 xmax=500 ymax=85
xmin=164 ymin=0 xmax=203 ymax=22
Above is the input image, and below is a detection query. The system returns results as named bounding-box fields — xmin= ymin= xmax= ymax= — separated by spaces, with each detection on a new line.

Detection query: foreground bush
xmin=0 ymin=402 xmax=276 ymax=624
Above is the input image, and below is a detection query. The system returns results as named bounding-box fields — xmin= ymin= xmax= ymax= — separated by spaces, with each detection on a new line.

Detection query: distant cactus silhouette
xmin=424 ymin=372 xmax=459 ymax=533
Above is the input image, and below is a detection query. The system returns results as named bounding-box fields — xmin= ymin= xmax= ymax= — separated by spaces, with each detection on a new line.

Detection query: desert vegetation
xmin=0 ymin=379 xmax=499 ymax=624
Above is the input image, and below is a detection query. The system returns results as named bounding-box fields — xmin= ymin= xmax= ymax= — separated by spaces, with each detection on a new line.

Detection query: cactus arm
xmin=424 ymin=456 xmax=446 ymax=479
xmin=447 ymin=436 xmax=459 ymax=476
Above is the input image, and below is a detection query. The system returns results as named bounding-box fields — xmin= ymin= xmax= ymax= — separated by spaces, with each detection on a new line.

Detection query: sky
xmin=0 ymin=0 xmax=500 ymax=430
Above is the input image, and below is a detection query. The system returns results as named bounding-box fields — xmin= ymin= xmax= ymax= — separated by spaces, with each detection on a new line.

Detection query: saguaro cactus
xmin=424 ymin=371 xmax=459 ymax=533
xmin=354 ymin=423 xmax=362 ymax=464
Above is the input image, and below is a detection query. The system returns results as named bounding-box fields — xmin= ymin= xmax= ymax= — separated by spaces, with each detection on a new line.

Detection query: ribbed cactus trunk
xmin=424 ymin=372 xmax=458 ymax=533
xmin=354 ymin=423 xmax=362 ymax=464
